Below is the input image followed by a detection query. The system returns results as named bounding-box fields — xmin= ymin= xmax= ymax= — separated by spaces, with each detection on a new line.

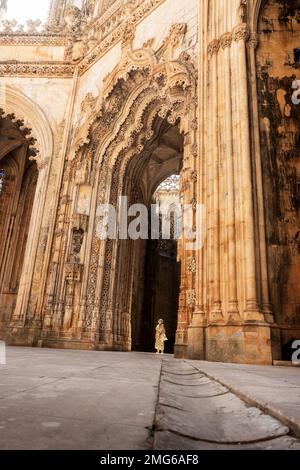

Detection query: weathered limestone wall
xmin=0 ymin=77 xmax=72 ymax=126
xmin=0 ymin=76 xmax=74 ymax=339
xmin=0 ymin=45 xmax=65 ymax=62
xmin=256 ymin=0 xmax=300 ymax=343
xmin=133 ymin=0 xmax=198 ymax=52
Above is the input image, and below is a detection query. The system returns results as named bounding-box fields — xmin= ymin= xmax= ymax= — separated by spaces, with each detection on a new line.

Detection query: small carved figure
xmin=155 ymin=319 xmax=167 ymax=354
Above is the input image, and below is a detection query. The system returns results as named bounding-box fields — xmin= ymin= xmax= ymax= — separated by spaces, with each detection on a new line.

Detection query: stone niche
xmin=76 ymin=184 xmax=92 ymax=215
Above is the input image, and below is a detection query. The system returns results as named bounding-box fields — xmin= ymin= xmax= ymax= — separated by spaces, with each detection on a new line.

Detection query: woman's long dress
xmin=155 ymin=324 xmax=166 ymax=352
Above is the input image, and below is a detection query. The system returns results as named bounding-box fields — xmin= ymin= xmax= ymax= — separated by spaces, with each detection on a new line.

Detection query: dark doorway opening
xmin=132 ymin=175 xmax=181 ymax=353
xmin=0 ymin=115 xmax=38 ymax=330
xmin=138 ymin=237 xmax=180 ymax=353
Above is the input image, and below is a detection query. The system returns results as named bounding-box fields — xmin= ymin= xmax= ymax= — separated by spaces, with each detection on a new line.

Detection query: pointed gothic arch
xmin=0 ymin=86 xmax=54 ymax=340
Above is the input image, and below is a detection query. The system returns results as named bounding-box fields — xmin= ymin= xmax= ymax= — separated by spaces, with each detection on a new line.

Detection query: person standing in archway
xmin=155 ymin=319 xmax=167 ymax=354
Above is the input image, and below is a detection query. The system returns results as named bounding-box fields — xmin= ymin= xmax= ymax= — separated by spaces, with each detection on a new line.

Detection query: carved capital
xmin=232 ymin=23 xmax=250 ymax=43
xmin=247 ymin=32 xmax=259 ymax=50
xmin=186 ymin=289 xmax=196 ymax=306
xmin=220 ymin=32 xmax=232 ymax=49
xmin=207 ymin=39 xmax=220 ymax=57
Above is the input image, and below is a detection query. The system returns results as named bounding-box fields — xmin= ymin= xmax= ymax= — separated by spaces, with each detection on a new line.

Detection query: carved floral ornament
xmin=70 ymin=22 xmax=196 ymax=160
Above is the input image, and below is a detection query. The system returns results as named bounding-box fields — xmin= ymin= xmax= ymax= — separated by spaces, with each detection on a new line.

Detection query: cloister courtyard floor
xmin=0 ymin=347 xmax=300 ymax=450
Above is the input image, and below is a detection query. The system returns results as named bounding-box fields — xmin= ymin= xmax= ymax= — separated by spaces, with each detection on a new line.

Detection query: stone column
xmin=208 ymin=39 xmax=223 ymax=323
xmin=220 ymin=31 xmax=240 ymax=322
xmin=186 ymin=0 xmax=208 ymax=360
xmin=231 ymin=23 xmax=264 ymax=322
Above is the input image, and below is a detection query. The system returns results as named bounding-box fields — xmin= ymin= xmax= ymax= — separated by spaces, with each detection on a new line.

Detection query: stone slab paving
xmin=1 ymin=347 xmax=300 ymax=450
xmin=0 ymin=347 xmax=162 ymax=450
xmin=187 ymin=360 xmax=300 ymax=437
xmin=154 ymin=358 xmax=300 ymax=450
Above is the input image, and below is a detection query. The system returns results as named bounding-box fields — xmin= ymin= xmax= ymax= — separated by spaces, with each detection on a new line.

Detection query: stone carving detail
xmin=187 ymin=257 xmax=196 ymax=273
xmin=65 ymin=262 xmax=83 ymax=282
xmin=64 ymin=6 xmax=84 ymax=34
xmin=186 ymin=289 xmax=196 ymax=306
xmin=72 ymin=214 xmax=89 ymax=232
xmin=207 ymin=39 xmax=220 ymax=57
xmin=0 ymin=108 xmax=40 ymax=158
xmin=247 ymin=32 xmax=259 ymax=50
xmin=0 ymin=0 xmax=169 ymax=78
xmin=220 ymin=32 xmax=232 ymax=49
xmin=26 ymin=20 xmax=42 ymax=34
xmin=71 ymin=23 xmax=193 ymax=158
xmin=78 ymin=24 xmax=196 ymax=329
xmin=1 ymin=19 xmax=17 ymax=33
xmin=0 ymin=63 xmax=75 ymax=77
xmin=0 ymin=35 xmax=65 ymax=46
xmin=70 ymin=228 xmax=84 ymax=263
xmin=207 ymin=23 xmax=252 ymax=58
xmin=232 ymin=23 xmax=250 ymax=43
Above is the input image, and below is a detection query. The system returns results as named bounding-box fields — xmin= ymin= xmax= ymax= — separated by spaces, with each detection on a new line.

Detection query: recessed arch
xmin=40 ymin=27 xmax=198 ymax=355
xmin=0 ymin=86 xmax=53 ymax=162
xmin=0 ymin=86 xmax=54 ymax=333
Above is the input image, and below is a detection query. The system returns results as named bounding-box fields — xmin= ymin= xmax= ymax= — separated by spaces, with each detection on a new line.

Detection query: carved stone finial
xmin=160 ymin=23 xmax=187 ymax=60
xmin=64 ymin=5 xmax=84 ymax=34
xmin=1 ymin=19 xmax=17 ymax=33
xmin=26 ymin=19 xmax=42 ymax=34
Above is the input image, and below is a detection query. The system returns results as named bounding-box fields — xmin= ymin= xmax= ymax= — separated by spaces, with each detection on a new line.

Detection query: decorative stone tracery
xmin=39 ymin=22 xmax=198 ymax=353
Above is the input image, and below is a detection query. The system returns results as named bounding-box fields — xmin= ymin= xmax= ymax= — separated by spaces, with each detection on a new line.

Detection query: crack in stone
xmin=0 ymin=377 xmax=67 ymax=400
xmin=158 ymin=402 xmax=187 ymax=412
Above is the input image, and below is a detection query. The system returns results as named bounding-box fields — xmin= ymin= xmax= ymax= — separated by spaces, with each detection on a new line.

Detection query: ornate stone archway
xmin=40 ymin=23 xmax=198 ymax=354
xmin=0 ymin=86 xmax=54 ymax=343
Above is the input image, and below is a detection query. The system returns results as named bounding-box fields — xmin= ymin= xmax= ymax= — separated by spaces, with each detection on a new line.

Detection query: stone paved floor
xmin=0 ymin=347 xmax=300 ymax=450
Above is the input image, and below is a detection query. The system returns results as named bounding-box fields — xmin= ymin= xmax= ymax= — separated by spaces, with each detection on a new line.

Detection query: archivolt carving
xmin=71 ymin=23 xmax=192 ymax=159
xmin=76 ymin=24 xmax=197 ymax=330
xmin=0 ymin=86 xmax=53 ymax=163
